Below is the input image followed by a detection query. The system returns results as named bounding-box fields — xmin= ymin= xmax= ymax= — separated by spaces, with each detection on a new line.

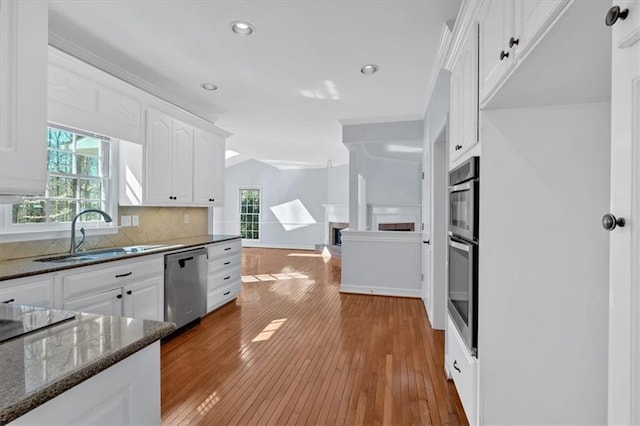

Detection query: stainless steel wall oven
xmin=448 ymin=156 xmax=479 ymax=356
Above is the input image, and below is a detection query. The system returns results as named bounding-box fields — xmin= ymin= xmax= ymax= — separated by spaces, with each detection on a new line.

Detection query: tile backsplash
xmin=0 ymin=207 xmax=209 ymax=261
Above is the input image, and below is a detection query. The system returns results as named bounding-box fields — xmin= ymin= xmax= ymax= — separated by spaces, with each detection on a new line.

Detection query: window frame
xmin=0 ymin=124 xmax=118 ymax=243
xmin=238 ymin=186 xmax=262 ymax=242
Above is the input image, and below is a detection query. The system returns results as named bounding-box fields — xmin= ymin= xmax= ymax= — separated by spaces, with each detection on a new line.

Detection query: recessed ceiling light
xmin=360 ymin=64 xmax=379 ymax=75
xmin=201 ymin=83 xmax=218 ymax=91
xmin=231 ymin=21 xmax=255 ymax=36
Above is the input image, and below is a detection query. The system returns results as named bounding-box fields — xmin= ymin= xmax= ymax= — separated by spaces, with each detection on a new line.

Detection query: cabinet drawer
xmin=207 ymin=239 xmax=241 ymax=259
xmin=59 ymin=256 xmax=163 ymax=300
xmin=207 ymin=280 xmax=240 ymax=313
xmin=207 ymin=266 xmax=241 ymax=292
xmin=447 ymin=316 xmax=477 ymax=424
xmin=208 ymin=253 xmax=241 ymax=274
xmin=0 ymin=275 xmax=54 ymax=308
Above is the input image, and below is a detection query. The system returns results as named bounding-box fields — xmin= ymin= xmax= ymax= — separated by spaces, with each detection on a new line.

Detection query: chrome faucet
xmin=70 ymin=209 xmax=113 ymax=254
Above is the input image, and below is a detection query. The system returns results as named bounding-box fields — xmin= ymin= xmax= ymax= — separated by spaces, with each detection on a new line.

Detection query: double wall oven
xmin=448 ymin=156 xmax=479 ymax=356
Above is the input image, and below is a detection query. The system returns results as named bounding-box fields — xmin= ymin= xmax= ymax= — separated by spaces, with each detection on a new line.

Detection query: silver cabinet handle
xmin=448 ymin=239 xmax=470 ymax=252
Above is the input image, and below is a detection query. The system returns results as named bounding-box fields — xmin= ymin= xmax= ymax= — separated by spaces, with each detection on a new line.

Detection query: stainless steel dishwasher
xmin=165 ymin=247 xmax=208 ymax=330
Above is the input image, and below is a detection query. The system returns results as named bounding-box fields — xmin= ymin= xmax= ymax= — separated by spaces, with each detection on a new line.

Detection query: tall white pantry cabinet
xmin=443 ymin=0 xmax=638 ymax=423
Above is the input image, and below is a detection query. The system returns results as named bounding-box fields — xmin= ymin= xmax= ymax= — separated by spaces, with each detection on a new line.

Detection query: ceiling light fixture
xmin=231 ymin=21 xmax=255 ymax=36
xmin=360 ymin=64 xmax=379 ymax=75
xmin=201 ymin=83 xmax=218 ymax=91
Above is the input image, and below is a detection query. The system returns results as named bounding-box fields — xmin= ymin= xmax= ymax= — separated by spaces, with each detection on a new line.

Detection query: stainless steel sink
xmin=33 ymin=244 xmax=180 ymax=263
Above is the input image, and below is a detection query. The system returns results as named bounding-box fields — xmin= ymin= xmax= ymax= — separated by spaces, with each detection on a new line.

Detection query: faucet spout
xmin=70 ymin=209 xmax=113 ymax=254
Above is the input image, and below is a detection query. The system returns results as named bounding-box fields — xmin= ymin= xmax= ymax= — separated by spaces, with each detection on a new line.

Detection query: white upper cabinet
xmin=478 ymin=1 xmax=515 ymax=103
xmin=514 ymin=0 xmax=570 ymax=58
xmin=193 ymin=129 xmax=225 ymax=206
xmin=0 ymin=0 xmax=48 ymax=196
xmin=479 ymin=0 xmax=570 ymax=106
xmin=48 ymin=47 xmax=143 ymax=144
xmin=450 ymin=24 xmax=479 ymax=164
xmin=145 ymin=109 xmax=193 ymax=205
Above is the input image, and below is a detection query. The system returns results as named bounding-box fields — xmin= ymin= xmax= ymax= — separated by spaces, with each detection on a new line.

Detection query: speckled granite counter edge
xmin=0 ymin=321 xmax=176 ymax=425
xmin=0 ymin=234 xmax=241 ymax=281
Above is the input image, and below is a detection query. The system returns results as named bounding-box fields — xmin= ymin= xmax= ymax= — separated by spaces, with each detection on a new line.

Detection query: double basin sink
xmin=34 ymin=245 xmax=179 ymax=264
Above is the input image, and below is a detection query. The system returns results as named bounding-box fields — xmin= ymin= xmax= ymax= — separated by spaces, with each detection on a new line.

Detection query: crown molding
xmin=48 ymin=31 xmax=218 ymax=127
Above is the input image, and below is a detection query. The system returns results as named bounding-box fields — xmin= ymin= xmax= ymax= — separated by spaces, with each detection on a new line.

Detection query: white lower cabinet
xmin=447 ymin=314 xmax=478 ymax=425
xmin=56 ymin=256 xmax=164 ymax=321
xmin=0 ymin=274 xmax=54 ymax=308
xmin=62 ymin=288 xmax=123 ymax=317
xmin=10 ymin=342 xmax=161 ymax=425
xmin=206 ymin=240 xmax=242 ymax=313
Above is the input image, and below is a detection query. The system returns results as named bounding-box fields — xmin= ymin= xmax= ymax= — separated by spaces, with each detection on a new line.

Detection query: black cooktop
xmin=0 ymin=304 xmax=76 ymax=343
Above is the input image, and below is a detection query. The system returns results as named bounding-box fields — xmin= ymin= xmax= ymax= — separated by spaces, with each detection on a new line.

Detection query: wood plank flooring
xmin=161 ymin=248 xmax=467 ymax=425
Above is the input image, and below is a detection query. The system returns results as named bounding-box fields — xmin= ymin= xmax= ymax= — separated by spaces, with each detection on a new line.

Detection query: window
xmin=4 ymin=125 xmax=114 ymax=235
xmin=239 ymin=187 xmax=261 ymax=240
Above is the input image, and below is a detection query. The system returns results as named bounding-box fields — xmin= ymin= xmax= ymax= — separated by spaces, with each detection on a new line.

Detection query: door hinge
xmin=421 ymin=273 xmax=424 ymax=281
xmin=421 ymin=172 xmax=425 ymax=179
xmin=421 ymin=223 xmax=424 ymax=231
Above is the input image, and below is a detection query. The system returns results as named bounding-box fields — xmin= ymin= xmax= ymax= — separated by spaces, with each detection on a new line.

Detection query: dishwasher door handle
xmin=178 ymin=257 xmax=194 ymax=268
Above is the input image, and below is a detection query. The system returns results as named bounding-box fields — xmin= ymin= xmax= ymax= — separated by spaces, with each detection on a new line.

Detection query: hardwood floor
xmin=161 ymin=248 xmax=467 ymax=425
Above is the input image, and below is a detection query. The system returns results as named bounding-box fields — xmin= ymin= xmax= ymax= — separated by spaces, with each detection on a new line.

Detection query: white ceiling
xmin=48 ymin=0 xmax=461 ymax=169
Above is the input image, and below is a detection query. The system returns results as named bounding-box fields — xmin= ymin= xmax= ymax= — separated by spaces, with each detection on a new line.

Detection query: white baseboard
xmin=241 ymin=242 xmax=316 ymax=251
xmin=340 ymin=284 xmax=421 ymax=298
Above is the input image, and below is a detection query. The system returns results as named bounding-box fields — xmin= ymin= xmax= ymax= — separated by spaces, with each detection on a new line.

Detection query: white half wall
xmin=479 ymin=103 xmax=610 ymax=424
xmin=341 ymin=230 xmax=422 ymax=297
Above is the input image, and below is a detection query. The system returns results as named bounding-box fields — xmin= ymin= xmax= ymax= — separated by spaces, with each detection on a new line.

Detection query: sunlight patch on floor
xmin=252 ymin=318 xmax=287 ymax=342
xmin=242 ymin=272 xmax=309 ymax=282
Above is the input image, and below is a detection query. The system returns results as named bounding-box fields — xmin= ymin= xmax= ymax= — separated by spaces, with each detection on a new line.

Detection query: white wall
xmin=218 ymin=159 xmax=330 ymax=249
xmin=365 ymin=156 xmax=421 ymax=206
xmin=422 ymin=70 xmax=451 ymax=330
xmin=327 ymin=164 xmax=348 ymax=204
xmin=479 ymin=103 xmax=610 ymax=424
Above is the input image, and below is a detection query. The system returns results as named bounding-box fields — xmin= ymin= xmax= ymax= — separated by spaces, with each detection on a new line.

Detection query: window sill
xmin=0 ymin=225 xmax=120 ymax=243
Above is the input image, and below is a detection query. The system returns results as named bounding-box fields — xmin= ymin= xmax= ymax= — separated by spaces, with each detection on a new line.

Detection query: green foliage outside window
xmin=12 ymin=127 xmax=109 ymax=224
xmin=239 ymin=189 xmax=260 ymax=240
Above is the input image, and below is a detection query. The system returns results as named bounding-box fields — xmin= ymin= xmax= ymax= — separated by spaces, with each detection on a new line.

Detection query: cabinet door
xmin=479 ymin=1 xmax=515 ymax=104
xmin=608 ymin=2 xmax=640 ymax=423
xmin=0 ymin=275 xmax=53 ymax=308
xmin=515 ymin=0 xmax=569 ymax=58
xmin=63 ymin=289 xmax=123 ymax=317
xmin=171 ymin=119 xmax=193 ymax=203
xmin=450 ymin=24 xmax=479 ymax=163
xmin=0 ymin=0 xmax=48 ymax=196
xmin=212 ymin=134 xmax=226 ymax=206
xmin=192 ymin=129 xmax=216 ymax=205
xmin=145 ymin=109 xmax=173 ymax=204
xmin=123 ymin=274 xmax=164 ymax=321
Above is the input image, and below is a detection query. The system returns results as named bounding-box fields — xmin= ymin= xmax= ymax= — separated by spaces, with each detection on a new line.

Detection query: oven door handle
xmin=450 ymin=182 xmax=472 ymax=193
xmin=449 ymin=239 xmax=470 ymax=252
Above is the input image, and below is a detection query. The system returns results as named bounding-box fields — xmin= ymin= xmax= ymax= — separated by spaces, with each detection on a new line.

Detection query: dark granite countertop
xmin=0 ymin=234 xmax=240 ymax=281
xmin=0 ymin=310 xmax=175 ymax=424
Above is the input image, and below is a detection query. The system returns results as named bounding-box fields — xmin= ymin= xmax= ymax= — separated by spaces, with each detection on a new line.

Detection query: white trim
xmin=340 ymin=230 xmax=422 ymax=244
xmin=422 ymin=22 xmax=454 ymax=116
xmin=0 ymin=224 xmax=119 ymax=243
xmin=444 ymin=0 xmax=483 ymax=72
xmin=340 ymin=284 xmax=421 ymax=298
xmin=240 ymin=242 xmax=315 ymax=251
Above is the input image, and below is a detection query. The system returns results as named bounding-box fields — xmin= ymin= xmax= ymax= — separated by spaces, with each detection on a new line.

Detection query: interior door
xmin=607 ymin=1 xmax=639 ymax=423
